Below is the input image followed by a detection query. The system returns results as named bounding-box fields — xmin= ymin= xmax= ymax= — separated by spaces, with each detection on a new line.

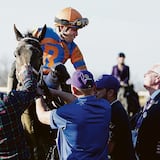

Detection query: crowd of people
xmin=0 ymin=6 xmax=160 ymax=160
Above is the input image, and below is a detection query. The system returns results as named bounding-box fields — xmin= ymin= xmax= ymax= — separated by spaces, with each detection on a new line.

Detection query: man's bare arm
xmin=36 ymin=97 xmax=51 ymax=125
xmin=49 ymin=88 xmax=76 ymax=104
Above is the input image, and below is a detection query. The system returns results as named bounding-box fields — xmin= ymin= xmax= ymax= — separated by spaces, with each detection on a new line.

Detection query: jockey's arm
xmin=49 ymin=88 xmax=76 ymax=104
xmin=70 ymin=45 xmax=87 ymax=70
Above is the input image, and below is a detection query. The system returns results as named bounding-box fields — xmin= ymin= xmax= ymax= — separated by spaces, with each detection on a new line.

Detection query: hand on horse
xmin=36 ymin=79 xmax=60 ymax=109
xmin=37 ymin=78 xmax=52 ymax=99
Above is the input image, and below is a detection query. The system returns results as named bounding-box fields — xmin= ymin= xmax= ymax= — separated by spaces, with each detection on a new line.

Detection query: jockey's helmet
xmin=54 ymin=7 xmax=89 ymax=29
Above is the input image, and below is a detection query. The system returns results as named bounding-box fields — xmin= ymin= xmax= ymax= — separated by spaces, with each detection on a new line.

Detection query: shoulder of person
xmin=112 ymin=65 xmax=117 ymax=68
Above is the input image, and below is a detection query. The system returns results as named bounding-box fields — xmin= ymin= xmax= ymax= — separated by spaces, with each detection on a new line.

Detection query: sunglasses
xmin=55 ymin=17 xmax=89 ymax=28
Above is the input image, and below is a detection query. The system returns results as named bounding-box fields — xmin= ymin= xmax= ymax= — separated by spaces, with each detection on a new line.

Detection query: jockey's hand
xmin=120 ymin=81 xmax=125 ymax=86
xmin=120 ymin=81 xmax=128 ymax=87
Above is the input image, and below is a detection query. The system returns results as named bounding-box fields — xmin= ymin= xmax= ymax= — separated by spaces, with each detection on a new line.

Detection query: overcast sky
xmin=1 ymin=0 xmax=160 ymax=90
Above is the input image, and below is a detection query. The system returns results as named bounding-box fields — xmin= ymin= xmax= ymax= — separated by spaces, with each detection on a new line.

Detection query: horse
xmin=7 ymin=24 xmax=45 ymax=92
xmin=9 ymin=24 xmax=61 ymax=160
xmin=118 ymin=84 xmax=140 ymax=118
xmin=123 ymin=84 xmax=141 ymax=118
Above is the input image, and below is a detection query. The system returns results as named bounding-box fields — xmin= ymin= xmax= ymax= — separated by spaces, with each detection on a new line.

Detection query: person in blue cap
xmin=95 ymin=74 xmax=136 ymax=160
xmin=35 ymin=70 xmax=111 ymax=160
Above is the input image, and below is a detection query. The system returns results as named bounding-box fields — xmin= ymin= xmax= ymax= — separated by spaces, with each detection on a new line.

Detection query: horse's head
xmin=14 ymin=24 xmax=46 ymax=77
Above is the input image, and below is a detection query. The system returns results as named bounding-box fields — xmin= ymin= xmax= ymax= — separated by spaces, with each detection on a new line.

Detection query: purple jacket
xmin=111 ymin=64 xmax=130 ymax=85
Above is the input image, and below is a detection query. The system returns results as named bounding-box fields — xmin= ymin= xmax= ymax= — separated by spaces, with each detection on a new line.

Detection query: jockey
xmin=33 ymin=7 xmax=88 ymax=75
xmin=8 ymin=7 xmax=89 ymax=92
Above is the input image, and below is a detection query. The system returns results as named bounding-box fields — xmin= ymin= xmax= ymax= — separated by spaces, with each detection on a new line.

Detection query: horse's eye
xmin=17 ymin=50 xmax=21 ymax=56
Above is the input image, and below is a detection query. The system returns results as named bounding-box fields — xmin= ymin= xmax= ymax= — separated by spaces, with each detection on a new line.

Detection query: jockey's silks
xmin=33 ymin=27 xmax=87 ymax=74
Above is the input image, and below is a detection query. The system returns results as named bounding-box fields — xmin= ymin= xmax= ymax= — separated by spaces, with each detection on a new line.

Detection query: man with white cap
xmin=35 ymin=70 xmax=111 ymax=160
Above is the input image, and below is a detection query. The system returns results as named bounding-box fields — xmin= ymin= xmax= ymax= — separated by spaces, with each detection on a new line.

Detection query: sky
xmin=0 ymin=0 xmax=160 ymax=90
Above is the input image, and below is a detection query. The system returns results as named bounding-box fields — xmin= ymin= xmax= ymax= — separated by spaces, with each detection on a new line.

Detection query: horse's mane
xmin=16 ymin=29 xmax=44 ymax=56
xmin=23 ymin=30 xmax=39 ymax=41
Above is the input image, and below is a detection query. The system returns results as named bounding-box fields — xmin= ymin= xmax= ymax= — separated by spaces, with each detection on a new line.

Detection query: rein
xmin=37 ymin=65 xmax=56 ymax=110
xmin=37 ymin=65 xmax=65 ymax=110
xmin=32 ymin=66 xmax=40 ymax=76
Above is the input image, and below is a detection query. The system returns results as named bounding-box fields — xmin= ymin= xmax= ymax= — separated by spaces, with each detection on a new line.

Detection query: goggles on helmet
xmin=55 ymin=17 xmax=89 ymax=28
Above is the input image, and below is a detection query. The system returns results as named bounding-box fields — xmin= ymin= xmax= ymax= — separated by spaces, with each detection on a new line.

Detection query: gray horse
xmin=7 ymin=24 xmax=55 ymax=160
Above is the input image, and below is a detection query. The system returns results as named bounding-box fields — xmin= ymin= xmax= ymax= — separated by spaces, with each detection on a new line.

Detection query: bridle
xmin=14 ymin=36 xmax=44 ymax=89
xmin=14 ymin=25 xmax=64 ymax=110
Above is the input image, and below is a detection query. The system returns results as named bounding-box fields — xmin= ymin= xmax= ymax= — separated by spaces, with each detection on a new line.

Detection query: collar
xmin=76 ymin=95 xmax=96 ymax=105
xmin=150 ymin=89 xmax=160 ymax=101
xmin=143 ymin=89 xmax=160 ymax=112
xmin=110 ymin=99 xmax=119 ymax=105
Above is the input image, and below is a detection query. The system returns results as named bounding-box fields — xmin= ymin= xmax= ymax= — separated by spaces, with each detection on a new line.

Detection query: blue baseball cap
xmin=95 ymin=74 xmax=120 ymax=92
xmin=66 ymin=70 xmax=95 ymax=89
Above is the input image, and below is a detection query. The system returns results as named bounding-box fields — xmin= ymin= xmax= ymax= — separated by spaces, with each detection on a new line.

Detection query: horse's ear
xmin=14 ymin=24 xmax=24 ymax=41
xmin=37 ymin=24 xmax=46 ymax=42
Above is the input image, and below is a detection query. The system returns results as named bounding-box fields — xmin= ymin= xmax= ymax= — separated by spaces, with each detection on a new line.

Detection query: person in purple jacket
xmin=111 ymin=52 xmax=130 ymax=111
xmin=111 ymin=52 xmax=130 ymax=86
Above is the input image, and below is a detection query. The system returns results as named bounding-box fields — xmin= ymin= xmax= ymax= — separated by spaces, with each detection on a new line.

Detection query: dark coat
xmin=135 ymin=99 xmax=160 ymax=160
xmin=110 ymin=100 xmax=136 ymax=160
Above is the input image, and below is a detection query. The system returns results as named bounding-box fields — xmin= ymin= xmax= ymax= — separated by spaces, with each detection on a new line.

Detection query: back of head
xmin=95 ymin=74 xmax=120 ymax=93
xmin=54 ymin=7 xmax=89 ymax=29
